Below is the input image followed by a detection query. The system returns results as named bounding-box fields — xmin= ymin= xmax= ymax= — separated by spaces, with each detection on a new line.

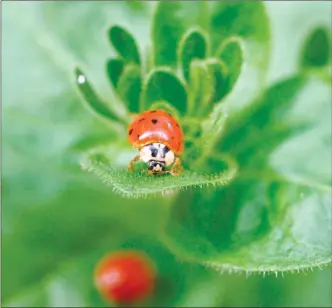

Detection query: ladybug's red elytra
xmin=127 ymin=109 xmax=184 ymax=176
xmin=94 ymin=250 xmax=156 ymax=304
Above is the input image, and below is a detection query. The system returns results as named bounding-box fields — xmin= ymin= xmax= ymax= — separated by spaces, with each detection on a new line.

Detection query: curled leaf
xmin=179 ymin=28 xmax=208 ymax=81
xmin=152 ymin=1 xmax=208 ymax=66
xmin=142 ymin=69 xmax=187 ymax=115
xmin=117 ymin=65 xmax=142 ymax=114
xmin=189 ymin=60 xmax=214 ymax=116
xmin=218 ymin=39 xmax=243 ymax=90
xmin=106 ymin=58 xmax=125 ymax=88
xmin=200 ymin=1 xmax=270 ymax=154
xmin=189 ymin=59 xmax=229 ymax=117
xmin=206 ymin=59 xmax=229 ymax=106
xmin=210 ymin=2 xmax=269 ymax=52
xmin=108 ymin=25 xmax=141 ymax=65
xmin=209 ymin=1 xmax=270 ymax=113
xmin=149 ymin=100 xmax=181 ymax=120
xmin=74 ymin=68 xmax=120 ymax=122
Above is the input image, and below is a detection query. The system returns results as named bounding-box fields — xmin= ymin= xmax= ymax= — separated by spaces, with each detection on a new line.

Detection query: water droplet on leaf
xmin=77 ymin=74 xmax=86 ymax=84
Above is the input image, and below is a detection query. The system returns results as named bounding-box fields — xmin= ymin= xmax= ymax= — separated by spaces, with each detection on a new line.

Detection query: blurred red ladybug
xmin=94 ymin=250 xmax=156 ymax=304
xmin=127 ymin=109 xmax=184 ymax=176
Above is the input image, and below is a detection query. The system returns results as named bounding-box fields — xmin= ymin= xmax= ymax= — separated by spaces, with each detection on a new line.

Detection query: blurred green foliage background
xmin=2 ymin=1 xmax=331 ymax=307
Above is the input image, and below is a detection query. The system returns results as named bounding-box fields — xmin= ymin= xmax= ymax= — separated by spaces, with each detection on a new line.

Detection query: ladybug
xmin=94 ymin=250 xmax=156 ymax=304
xmin=127 ymin=109 xmax=184 ymax=176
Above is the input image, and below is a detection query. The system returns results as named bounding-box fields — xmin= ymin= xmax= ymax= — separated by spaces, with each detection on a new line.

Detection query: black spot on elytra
xmin=129 ymin=129 xmax=133 ymax=135
xmin=139 ymin=118 xmax=145 ymax=122
xmin=152 ymin=119 xmax=158 ymax=124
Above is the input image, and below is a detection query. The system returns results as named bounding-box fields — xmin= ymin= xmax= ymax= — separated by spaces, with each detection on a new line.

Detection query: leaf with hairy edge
xmin=106 ymin=58 xmax=125 ymax=88
xmin=162 ymin=181 xmax=331 ymax=274
xmin=152 ymin=1 xmax=208 ymax=66
xmin=205 ymin=59 xmax=229 ymax=106
xmin=219 ymin=40 xmax=243 ymax=90
xmin=162 ymin=73 xmax=332 ymax=273
xmin=117 ymin=65 xmax=142 ymax=114
xmin=188 ymin=60 xmax=214 ymax=116
xmin=189 ymin=59 xmax=229 ymax=117
xmin=108 ymin=25 xmax=141 ymax=65
xmin=179 ymin=28 xmax=208 ymax=81
xmin=209 ymin=1 xmax=270 ymax=114
xmin=142 ymin=69 xmax=187 ymax=115
xmin=80 ymin=152 xmax=237 ymax=198
xmin=196 ymin=2 xmax=270 ymax=155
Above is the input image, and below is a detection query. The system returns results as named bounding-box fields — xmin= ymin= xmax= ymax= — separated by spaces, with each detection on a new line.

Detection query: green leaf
xmin=4 ymin=1 xmax=332 ymax=306
xmin=80 ymin=151 xmax=237 ymax=198
xmin=210 ymin=2 xmax=269 ymax=51
xmin=106 ymin=58 xmax=125 ymax=88
xmin=188 ymin=60 xmax=214 ymax=116
xmin=163 ymin=181 xmax=331 ymax=272
xmin=206 ymin=59 xmax=229 ymax=106
xmin=209 ymin=2 xmax=270 ymax=113
xmin=188 ymin=59 xmax=229 ymax=117
xmin=218 ymin=39 xmax=243 ymax=89
xmin=219 ymin=74 xmax=331 ymax=174
xmin=179 ymin=28 xmax=208 ymax=81
xmin=142 ymin=68 xmax=187 ymax=115
xmin=108 ymin=25 xmax=141 ymax=65
xmin=265 ymin=1 xmax=332 ymax=83
xmin=117 ymin=64 xmax=142 ymax=114
xmin=149 ymin=101 xmax=181 ymax=120
xmin=74 ymin=68 xmax=122 ymax=123
xmin=199 ymin=2 xmax=270 ymax=156
xmin=152 ymin=1 xmax=208 ymax=66
xmin=162 ymin=73 xmax=332 ymax=273
xmin=300 ymin=27 xmax=331 ymax=68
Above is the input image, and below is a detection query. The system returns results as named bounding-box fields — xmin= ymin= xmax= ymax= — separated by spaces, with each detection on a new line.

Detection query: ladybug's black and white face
xmin=140 ymin=143 xmax=175 ymax=172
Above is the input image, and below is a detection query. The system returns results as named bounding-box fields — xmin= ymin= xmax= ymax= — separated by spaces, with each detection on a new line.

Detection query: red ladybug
xmin=94 ymin=250 xmax=156 ymax=304
xmin=127 ymin=109 xmax=184 ymax=176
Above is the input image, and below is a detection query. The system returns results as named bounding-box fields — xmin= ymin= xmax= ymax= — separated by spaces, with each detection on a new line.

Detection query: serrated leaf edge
xmin=204 ymin=257 xmax=332 ymax=277
xmin=80 ymin=157 xmax=238 ymax=199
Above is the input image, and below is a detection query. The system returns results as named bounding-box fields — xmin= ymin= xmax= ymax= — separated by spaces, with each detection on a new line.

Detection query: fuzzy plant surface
xmin=74 ymin=1 xmax=332 ymax=274
xmin=2 ymin=1 xmax=332 ymax=307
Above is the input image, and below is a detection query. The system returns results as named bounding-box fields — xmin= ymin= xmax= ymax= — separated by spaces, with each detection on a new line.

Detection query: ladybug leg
xmin=141 ymin=169 xmax=155 ymax=176
xmin=170 ymin=157 xmax=184 ymax=176
xmin=127 ymin=155 xmax=141 ymax=172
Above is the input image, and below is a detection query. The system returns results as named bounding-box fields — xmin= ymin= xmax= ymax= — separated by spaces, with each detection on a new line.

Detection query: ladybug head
xmin=148 ymin=160 xmax=165 ymax=172
xmin=139 ymin=143 xmax=175 ymax=172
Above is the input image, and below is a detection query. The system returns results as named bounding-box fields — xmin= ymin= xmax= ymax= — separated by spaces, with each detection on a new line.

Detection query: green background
xmin=2 ymin=1 xmax=331 ymax=307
